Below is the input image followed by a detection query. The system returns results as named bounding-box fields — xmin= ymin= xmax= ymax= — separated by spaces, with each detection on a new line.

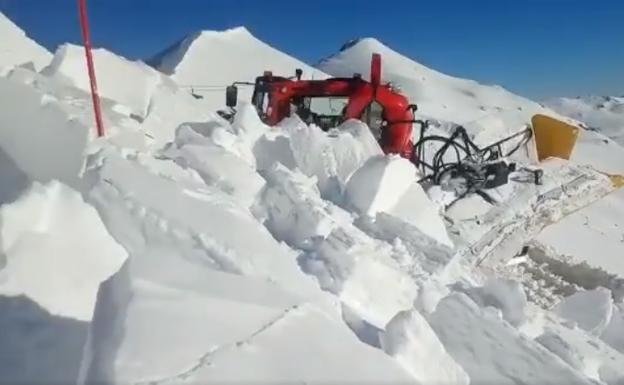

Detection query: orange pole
xmin=77 ymin=0 xmax=105 ymax=137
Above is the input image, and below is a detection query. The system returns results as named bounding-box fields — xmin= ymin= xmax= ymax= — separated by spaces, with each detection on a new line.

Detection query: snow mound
xmin=554 ymin=288 xmax=614 ymax=336
xmin=319 ymin=37 xmax=555 ymax=138
xmin=0 ymin=181 xmax=127 ymax=320
xmin=381 ymin=308 xmax=469 ymax=385
xmin=0 ymin=12 xmax=52 ymax=72
xmin=149 ymin=27 xmax=327 ymax=109
xmin=465 ymin=278 xmax=529 ymax=327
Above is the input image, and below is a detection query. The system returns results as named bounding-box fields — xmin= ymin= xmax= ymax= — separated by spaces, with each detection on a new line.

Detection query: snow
xmin=381 ymin=308 xmax=469 ymax=385
xmin=149 ymin=27 xmax=327 ymax=109
xmin=536 ymin=188 xmax=624 ymax=283
xmin=1 ymin=11 xmax=624 ymax=385
xmin=0 ymin=181 xmax=127 ymax=321
xmin=428 ymin=293 xmax=595 ymax=385
xmin=0 ymin=13 xmax=52 ymax=72
xmin=554 ymin=288 xmax=614 ymax=336
xmin=546 ymin=96 xmax=624 ymax=146
xmin=319 ymin=37 xmax=553 ymax=139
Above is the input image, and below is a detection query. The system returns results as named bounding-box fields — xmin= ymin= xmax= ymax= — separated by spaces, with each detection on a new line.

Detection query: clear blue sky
xmin=1 ymin=0 xmax=622 ymax=99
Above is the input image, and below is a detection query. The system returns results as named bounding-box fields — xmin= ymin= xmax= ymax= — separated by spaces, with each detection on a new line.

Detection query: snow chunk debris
xmin=381 ymin=308 xmax=469 ymax=385
xmin=0 ymin=181 xmax=127 ymax=321
xmin=554 ymin=287 xmax=614 ymax=336
xmin=466 ymin=278 xmax=528 ymax=327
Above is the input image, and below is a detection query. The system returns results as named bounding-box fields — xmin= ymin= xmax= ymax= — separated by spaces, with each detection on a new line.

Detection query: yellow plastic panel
xmin=532 ymin=114 xmax=580 ymax=162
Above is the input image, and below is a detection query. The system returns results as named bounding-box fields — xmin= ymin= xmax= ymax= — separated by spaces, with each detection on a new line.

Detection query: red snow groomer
xmin=224 ymin=54 xmax=416 ymax=159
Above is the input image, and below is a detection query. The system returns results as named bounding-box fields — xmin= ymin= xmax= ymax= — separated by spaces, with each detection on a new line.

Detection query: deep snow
xmin=0 ymin=11 xmax=623 ymax=385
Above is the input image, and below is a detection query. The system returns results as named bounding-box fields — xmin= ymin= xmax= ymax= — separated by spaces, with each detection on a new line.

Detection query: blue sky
xmin=1 ymin=0 xmax=622 ymax=99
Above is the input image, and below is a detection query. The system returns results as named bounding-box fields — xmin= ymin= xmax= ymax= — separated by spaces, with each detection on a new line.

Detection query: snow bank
xmin=81 ymin=153 xmax=413 ymax=384
xmin=554 ymin=288 xmax=614 ymax=336
xmin=0 ymin=181 xmax=127 ymax=320
xmin=42 ymin=44 xmax=162 ymax=119
xmin=0 ymin=12 xmax=52 ymax=72
xmin=381 ymin=308 xmax=469 ymax=384
xmin=0 ymin=76 xmax=89 ymax=186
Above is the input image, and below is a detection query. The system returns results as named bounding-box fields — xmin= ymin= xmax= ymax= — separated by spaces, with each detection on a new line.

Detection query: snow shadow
xmin=0 ymin=295 xmax=89 ymax=384
xmin=0 ymin=146 xmax=31 ymax=205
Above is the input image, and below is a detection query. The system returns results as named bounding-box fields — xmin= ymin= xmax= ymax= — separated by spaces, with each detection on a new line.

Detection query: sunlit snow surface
xmin=0 ymin=12 xmax=623 ymax=385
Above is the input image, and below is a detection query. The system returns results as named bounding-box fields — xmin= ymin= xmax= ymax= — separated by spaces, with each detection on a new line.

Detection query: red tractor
xmin=225 ymin=53 xmax=416 ymax=159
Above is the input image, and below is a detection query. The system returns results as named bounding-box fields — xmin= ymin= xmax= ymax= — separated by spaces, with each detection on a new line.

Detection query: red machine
xmin=225 ymin=54 xmax=416 ymax=159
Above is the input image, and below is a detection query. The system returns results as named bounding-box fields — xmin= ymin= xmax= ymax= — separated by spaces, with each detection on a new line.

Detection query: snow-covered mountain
xmin=149 ymin=27 xmax=327 ymax=108
xmin=546 ymin=95 xmax=624 ymax=145
xmin=319 ymin=38 xmax=552 ymax=137
xmin=0 ymin=13 xmax=52 ymax=72
xmin=1 ymin=11 xmax=624 ymax=385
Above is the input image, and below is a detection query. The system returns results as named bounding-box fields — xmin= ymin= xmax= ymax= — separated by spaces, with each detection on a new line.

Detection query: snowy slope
xmin=546 ymin=96 xmax=624 ymax=146
xmin=1 ymin=10 xmax=624 ymax=385
xmin=0 ymin=13 xmax=52 ymax=72
xmin=149 ymin=27 xmax=327 ymax=109
xmin=319 ymin=38 xmax=552 ymax=139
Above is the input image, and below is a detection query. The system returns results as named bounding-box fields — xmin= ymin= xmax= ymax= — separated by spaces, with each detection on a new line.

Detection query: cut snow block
xmin=0 ymin=181 xmax=127 ymax=321
xmin=345 ymin=155 xmax=452 ymax=247
xmin=0 ymin=12 xmax=52 ymax=71
xmin=554 ymin=288 xmax=614 ymax=336
xmin=466 ymin=278 xmax=528 ymax=327
xmin=380 ymin=309 xmax=469 ymax=385
xmin=260 ymin=165 xmax=417 ymax=328
xmin=286 ymin=117 xmax=383 ymax=199
xmin=0 ymin=77 xmax=89 ymax=186
xmin=42 ymin=44 xmax=162 ymax=119
xmin=168 ymin=141 xmax=265 ymax=208
xmin=428 ymin=293 xmax=594 ymax=385
xmin=344 ymin=155 xmax=416 ymax=216
xmin=601 ymin=303 xmax=624 ymax=353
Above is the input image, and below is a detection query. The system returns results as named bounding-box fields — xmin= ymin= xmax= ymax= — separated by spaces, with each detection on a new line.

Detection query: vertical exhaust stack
xmin=370 ymin=53 xmax=381 ymax=86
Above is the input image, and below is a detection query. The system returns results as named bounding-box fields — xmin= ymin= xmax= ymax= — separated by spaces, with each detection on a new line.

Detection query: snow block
xmin=261 ymin=164 xmax=418 ymax=328
xmin=286 ymin=117 xmax=383 ymax=199
xmin=0 ymin=12 xmax=52 ymax=72
xmin=42 ymin=44 xmax=162 ymax=119
xmin=601 ymin=303 xmax=624 ymax=353
xmin=0 ymin=77 xmax=89 ymax=186
xmin=380 ymin=309 xmax=469 ymax=385
xmin=346 ymin=155 xmax=453 ymax=247
xmin=344 ymin=155 xmax=416 ymax=216
xmin=466 ymin=278 xmax=528 ymax=327
xmin=554 ymin=288 xmax=614 ymax=336
xmin=428 ymin=293 xmax=594 ymax=385
xmin=0 ymin=181 xmax=127 ymax=321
